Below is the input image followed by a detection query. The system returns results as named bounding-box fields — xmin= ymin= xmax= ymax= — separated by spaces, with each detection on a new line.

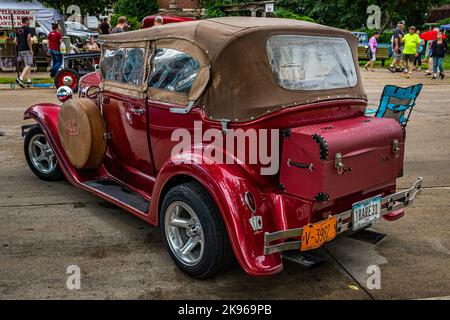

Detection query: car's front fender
xmin=24 ymin=104 xmax=81 ymax=185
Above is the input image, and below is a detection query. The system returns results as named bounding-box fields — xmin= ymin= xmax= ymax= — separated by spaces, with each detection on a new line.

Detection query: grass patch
xmin=0 ymin=77 xmax=53 ymax=85
xmin=359 ymin=53 xmax=450 ymax=70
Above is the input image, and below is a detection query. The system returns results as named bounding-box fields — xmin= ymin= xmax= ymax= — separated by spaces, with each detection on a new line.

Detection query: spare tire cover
xmin=57 ymin=98 xmax=106 ymax=169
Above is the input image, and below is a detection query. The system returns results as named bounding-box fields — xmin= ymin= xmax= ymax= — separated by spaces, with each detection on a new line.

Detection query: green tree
xmin=113 ymin=0 xmax=159 ymax=22
xmin=202 ymin=0 xmax=450 ymax=31
xmin=292 ymin=0 xmax=450 ymax=31
xmin=274 ymin=7 xmax=315 ymax=22
xmin=39 ymin=0 xmax=115 ymax=15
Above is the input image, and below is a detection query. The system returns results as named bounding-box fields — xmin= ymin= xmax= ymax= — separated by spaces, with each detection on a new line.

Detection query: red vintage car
xmin=141 ymin=15 xmax=195 ymax=29
xmin=22 ymin=18 xmax=422 ymax=278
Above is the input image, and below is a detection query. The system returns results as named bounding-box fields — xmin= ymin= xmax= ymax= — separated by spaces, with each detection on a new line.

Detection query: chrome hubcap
xmin=63 ymin=76 xmax=74 ymax=86
xmin=164 ymin=201 xmax=205 ymax=266
xmin=29 ymin=134 xmax=57 ymax=174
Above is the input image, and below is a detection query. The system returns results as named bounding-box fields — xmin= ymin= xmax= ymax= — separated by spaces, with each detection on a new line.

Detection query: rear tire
xmin=160 ymin=182 xmax=234 ymax=279
xmin=24 ymin=126 xmax=63 ymax=181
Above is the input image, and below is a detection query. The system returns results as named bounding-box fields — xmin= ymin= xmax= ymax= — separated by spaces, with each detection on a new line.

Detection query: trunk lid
xmin=279 ymin=116 xmax=404 ymax=202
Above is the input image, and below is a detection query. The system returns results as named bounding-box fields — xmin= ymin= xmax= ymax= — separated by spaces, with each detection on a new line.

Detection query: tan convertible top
xmin=99 ymin=17 xmax=367 ymax=122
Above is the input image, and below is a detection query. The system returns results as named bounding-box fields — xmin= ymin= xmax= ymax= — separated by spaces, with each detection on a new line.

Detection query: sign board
xmin=0 ymin=10 xmax=37 ymax=28
xmin=265 ymin=4 xmax=274 ymax=13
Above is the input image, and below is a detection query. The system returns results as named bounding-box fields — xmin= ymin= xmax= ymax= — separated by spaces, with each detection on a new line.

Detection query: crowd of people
xmin=0 ymin=14 xmax=167 ymax=136
xmin=9 ymin=14 xmax=168 ymax=89
xmin=97 ymin=15 xmax=164 ymax=35
xmin=365 ymin=20 xmax=448 ymax=80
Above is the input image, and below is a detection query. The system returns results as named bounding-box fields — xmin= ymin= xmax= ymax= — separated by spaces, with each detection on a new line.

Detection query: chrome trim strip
xmin=264 ymin=177 xmax=423 ymax=255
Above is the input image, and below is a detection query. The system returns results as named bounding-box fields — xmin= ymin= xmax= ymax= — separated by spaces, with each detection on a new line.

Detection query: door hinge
xmin=103 ymin=131 xmax=113 ymax=140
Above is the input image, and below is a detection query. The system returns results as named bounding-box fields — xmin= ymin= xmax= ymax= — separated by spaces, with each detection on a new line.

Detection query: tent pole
xmin=11 ymin=13 xmax=19 ymax=79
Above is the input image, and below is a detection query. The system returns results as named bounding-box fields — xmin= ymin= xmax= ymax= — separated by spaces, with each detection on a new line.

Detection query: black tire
xmin=54 ymin=68 xmax=79 ymax=92
xmin=24 ymin=126 xmax=63 ymax=181
xmin=160 ymin=182 xmax=234 ymax=279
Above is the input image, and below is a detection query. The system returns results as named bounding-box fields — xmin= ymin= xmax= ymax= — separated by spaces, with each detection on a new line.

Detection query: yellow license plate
xmin=300 ymin=216 xmax=337 ymax=251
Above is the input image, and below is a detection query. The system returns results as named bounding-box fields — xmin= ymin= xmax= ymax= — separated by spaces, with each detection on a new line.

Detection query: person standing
xmin=111 ymin=16 xmax=127 ymax=34
xmin=154 ymin=15 xmax=164 ymax=27
xmin=85 ymin=36 xmax=100 ymax=52
xmin=425 ymin=28 xmax=441 ymax=77
xmin=14 ymin=17 xmax=33 ymax=88
xmin=388 ymin=21 xmax=405 ymax=73
xmin=401 ymin=26 xmax=421 ymax=78
xmin=364 ymin=31 xmax=379 ymax=72
xmin=413 ymin=30 xmax=424 ymax=71
xmin=99 ymin=17 xmax=111 ymax=35
xmin=48 ymin=23 xmax=62 ymax=78
xmin=431 ymin=31 xmax=448 ymax=80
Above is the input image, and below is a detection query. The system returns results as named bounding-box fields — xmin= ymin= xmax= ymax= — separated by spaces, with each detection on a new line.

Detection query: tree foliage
xmin=113 ymin=0 xmax=159 ymax=22
xmin=202 ymin=0 xmax=450 ymax=31
xmin=287 ymin=0 xmax=450 ymax=31
xmin=39 ymin=0 xmax=115 ymax=15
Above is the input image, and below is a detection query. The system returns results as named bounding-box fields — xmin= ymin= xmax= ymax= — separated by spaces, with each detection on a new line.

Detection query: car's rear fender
xmin=151 ymin=151 xmax=284 ymax=276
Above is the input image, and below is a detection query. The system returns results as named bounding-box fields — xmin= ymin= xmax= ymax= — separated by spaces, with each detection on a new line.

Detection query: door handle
xmin=129 ymin=107 xmax=145 ymax=116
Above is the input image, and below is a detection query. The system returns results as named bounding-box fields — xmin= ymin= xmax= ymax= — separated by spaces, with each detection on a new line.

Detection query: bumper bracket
xmin=264 ymin=177 xmax=423 ymax=255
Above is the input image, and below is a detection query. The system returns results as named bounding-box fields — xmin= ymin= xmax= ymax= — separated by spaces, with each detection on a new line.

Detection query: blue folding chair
xmin=365 ymin=84 xmax=423 ymax=127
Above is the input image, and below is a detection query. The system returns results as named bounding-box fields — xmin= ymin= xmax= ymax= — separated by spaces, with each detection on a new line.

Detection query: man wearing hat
xmin=388 ymin=21 xmax=405 ymax=73
xmin=401 ymin=26 xmax=421 ymax=78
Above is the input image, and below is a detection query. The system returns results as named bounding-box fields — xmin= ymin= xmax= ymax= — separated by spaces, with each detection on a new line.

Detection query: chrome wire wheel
xmin=28 ymin=133 xmax=57 ymax=175
xmin=164 ymin=201 xmax=205 ymax=266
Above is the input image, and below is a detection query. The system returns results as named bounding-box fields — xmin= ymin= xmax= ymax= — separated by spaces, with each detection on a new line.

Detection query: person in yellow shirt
xmin=402 ymin=26 xmax=421 ymax=78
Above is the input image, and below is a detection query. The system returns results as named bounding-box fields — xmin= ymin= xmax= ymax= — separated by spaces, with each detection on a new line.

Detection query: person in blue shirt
xmin=413 ymin=30 xmax=424 ymax=71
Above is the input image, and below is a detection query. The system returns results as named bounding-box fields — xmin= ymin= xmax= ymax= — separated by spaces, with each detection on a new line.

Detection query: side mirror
xmin=57 ymin=86 xmax=73 ymax=103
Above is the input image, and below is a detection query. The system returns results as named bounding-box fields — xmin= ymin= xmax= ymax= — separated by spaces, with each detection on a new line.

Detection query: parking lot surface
xmin=0 ymin=69 xmax=449 ymax=299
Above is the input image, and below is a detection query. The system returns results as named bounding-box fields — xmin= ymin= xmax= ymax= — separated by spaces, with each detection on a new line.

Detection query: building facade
xmin=158 ymin=0 xmax=200 ymax=10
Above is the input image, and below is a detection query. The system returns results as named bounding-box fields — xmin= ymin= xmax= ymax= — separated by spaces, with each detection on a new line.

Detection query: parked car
xmin=352 ymin=31 xmax=393 ymax=66
xmin=36 ymin=21 xmax=99 ymax=44
xmin=22 ymin=18 xmax=422 ymax=278
xmin=141 ymin=15 xmax=195 ymax=29
xmin=54 ymin=51 xmax=101 ymax=92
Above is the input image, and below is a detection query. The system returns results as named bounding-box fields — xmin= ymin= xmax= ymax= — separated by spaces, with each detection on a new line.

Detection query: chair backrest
xmin=375 ymin=84 xmax=423 ymax=126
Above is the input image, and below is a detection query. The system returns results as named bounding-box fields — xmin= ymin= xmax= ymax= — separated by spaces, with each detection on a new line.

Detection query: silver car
xmin=36 ymin=21 xmax=99 ymax=44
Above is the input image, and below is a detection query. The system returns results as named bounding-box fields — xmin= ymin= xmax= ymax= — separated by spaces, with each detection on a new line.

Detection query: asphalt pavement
xmin=0 ymin=68 xmax=449 ymax=299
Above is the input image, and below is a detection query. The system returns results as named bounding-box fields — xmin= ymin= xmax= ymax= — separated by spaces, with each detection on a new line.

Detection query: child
xmin=431 ymin=31 xmax=448 ymax=80
xmin=364 ymin=31 xmax=379 ymax=72
xmin=413 ymin=30 xmax=424 ymax=71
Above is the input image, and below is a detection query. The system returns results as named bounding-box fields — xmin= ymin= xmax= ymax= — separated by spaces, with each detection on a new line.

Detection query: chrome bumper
xmin=264 ymin=177 xmax=423 ymax=255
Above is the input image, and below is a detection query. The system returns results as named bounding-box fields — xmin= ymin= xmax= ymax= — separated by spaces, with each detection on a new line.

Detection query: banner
xmin=0 ymin=9 xmax=37 ymax=28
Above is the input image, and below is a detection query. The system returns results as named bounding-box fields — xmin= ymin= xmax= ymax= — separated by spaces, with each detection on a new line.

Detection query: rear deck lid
xmin=279 ymin=116 xmax=404 ymax=202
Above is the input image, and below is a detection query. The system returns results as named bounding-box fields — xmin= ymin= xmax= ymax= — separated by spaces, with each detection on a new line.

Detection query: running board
xmin=84 ymin=179 xmax=150 ymax=213
xmin=282 ymin=251 xmax=326 ymax=269
xmin=348 ymin=229 xmax=386 ymax=244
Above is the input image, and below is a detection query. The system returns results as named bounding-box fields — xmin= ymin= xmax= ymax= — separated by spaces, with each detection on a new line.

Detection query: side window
xmin=148 ymin=48 xmax=200 ymax=94
xmin=101 ymin=48 xmax=146 ymax=85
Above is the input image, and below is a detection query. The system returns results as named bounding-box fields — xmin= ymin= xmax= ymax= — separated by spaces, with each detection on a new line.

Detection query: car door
xmin=100 ymin=47 xmax=155 ymax=194
xmin=146 ymin=47 xmax=210 ymax=171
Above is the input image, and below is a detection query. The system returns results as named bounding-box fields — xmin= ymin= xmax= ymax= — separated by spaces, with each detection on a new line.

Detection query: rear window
xmin=267 ymin=35 xmax=357 ymax=91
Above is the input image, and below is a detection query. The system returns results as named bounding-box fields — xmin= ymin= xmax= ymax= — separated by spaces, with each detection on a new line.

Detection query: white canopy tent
xmin=0 ymin=0 xmax=62 ymax=31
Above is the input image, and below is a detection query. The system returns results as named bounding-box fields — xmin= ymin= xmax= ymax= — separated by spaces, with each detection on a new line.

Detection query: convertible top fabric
xmin=99 ymin=17 xmax=367 ymax=122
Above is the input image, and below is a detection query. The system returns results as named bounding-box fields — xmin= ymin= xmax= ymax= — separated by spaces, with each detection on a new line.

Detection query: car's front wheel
xmin=160 ymin=182 xmax=234 ymax=278
xmin=24 ymin=126 xmax=63 ymax=181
